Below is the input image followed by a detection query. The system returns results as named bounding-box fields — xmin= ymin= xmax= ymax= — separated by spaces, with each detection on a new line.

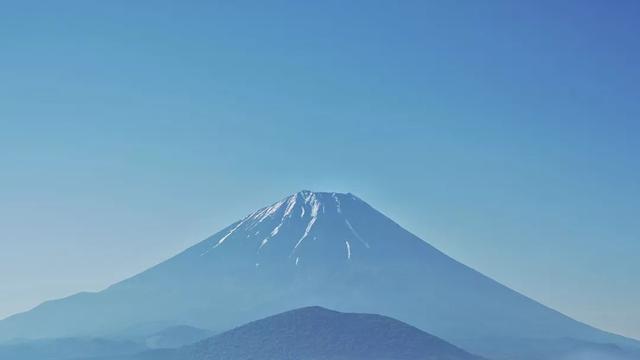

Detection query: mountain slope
xmin=1 ymin=190 xmax=637 ymax=359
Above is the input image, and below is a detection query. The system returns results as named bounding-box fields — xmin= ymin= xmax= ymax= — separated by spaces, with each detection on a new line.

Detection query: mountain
xmin=182 ymin=306 xmax=484 ymax=360
xmin=0 ymin=190 xmax=638 ymax=359
xmin=0 ymin=325 xmax=212 ymax=360
xmin=141 ymin=325 xmax=212 ymax=349
xmin=463 ymin=337 xmax=640 ymax=360
xmin=97 ymin=306 xmax=485 ymax=360
xmin=0 ymin=337 xmax=144 ymax=360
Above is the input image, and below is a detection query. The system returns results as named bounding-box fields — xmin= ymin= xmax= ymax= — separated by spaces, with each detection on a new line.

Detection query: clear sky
xmin=1 ymin=0 xmax=639 ymax=339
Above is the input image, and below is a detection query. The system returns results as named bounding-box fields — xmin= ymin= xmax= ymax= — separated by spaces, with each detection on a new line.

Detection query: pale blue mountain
xmin=1 ymin=191 xmax=638 ymax=359
xmin=140 ymin=325 xmax=212 ymax=349
xmin=0 ymin=336 xmax=144 ymax=360
xmin=92 ymin=306 xmax=486 ymax=360
xmin=0 ymin=325 xmax=212 ymax=360
xmin=463 ymin=337 xmax=640 ymax=360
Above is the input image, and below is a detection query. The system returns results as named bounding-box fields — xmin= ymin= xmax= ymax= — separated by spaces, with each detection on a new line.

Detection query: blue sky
xmin=1 ymin=0 xmax=639 ymax=338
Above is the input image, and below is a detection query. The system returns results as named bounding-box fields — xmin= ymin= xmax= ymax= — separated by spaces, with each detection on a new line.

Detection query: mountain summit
xmin=199 ymin=190 xmax=427 ymax=266
xmin=0 ymin=191 xmax=637 ymax=359
xmin=204 ymin=190 xmax=371 ymax=261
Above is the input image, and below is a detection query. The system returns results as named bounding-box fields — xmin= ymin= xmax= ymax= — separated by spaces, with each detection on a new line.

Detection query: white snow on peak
xmin=333 ymin=193 xmax=342 ymax=214
xmin=345 ymin=219 xmax=370 ymax=248
xmin=301 ymin=190 xmax=315 ymax=202
xmin=290 ymin=192 xmax=324 ymax=253
xmin=294 ymin=216 xmax=317 ymax=250
xmin=249 ymin=195 xmax=294 ymax=223
xmin=265 ymin=194 xmax=300 ymax=238
xmin=283 ymin=195 xmax=298 ymax=218
xmin=270 ymin=222 xmax=283 ymax=237
xmin=213 ymin=219 xmax=244 ymax=248
xmin=201 ymin=191 xmax=373 ymax=260
xmin=345 ymin=240 xmax=351 ymax=259
xmin=309 ymin=197 xmax=322 ymax=217
xmin=250 ymin=207 xmax=272 ymax=224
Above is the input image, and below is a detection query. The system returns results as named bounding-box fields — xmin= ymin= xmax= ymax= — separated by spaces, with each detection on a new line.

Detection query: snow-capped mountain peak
xmin=2 ymin=189 xmax=637 ymax=359
xmin=202 ymin=191 xmax=373 ymax=264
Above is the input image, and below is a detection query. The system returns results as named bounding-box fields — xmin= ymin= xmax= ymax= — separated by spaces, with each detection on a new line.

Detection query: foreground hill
xmin=106 ymin=306 xmax=485 ymax=360
xmin=1 ymin=191 xmax=638 ymax=359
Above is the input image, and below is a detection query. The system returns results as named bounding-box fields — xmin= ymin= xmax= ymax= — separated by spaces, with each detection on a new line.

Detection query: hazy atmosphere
xmin=1 ymin=0 xmax=639 ymax=345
